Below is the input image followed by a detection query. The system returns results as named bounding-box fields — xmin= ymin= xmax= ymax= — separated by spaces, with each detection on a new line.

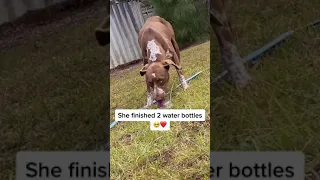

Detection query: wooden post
xmin=210 ymin=0 xmax=251 ymax=87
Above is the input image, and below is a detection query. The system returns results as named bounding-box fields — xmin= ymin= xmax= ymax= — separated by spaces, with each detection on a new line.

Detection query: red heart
xmin=160 ymin=121 xmax=167 ymax=128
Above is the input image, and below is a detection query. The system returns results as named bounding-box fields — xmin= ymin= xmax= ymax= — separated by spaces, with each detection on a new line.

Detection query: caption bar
xmin=115 ymin=109 xmax=205 ymax=121
xmin=16 ymin=151 xmax=110 ymax=180
xmin=210 ymin=152 xmax=304 ymax=180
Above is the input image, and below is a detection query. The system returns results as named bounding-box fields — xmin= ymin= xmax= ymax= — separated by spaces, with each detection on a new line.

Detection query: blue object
xmin=110 ymin=120 xmax=118 ymax=129
xmin=308 ymin=19 xmax=320 ymax=28
xmin=243 ymin=31 xmax=294 ymax=65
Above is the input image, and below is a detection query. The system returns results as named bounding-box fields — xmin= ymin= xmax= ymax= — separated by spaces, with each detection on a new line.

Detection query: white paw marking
xmin=146 ymin=39 xmax=162 ymax=61
xmin=183 ymin=83 xmax=189 ymax=89
xmin=179 ymin=75 xmax=189 ymax=89
xmin=164 ymin=101 xmax=172 ymax=108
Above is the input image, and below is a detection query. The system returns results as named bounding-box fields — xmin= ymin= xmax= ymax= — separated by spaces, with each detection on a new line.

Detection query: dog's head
xmin=140 ymin=59 xmax=181 ymax=108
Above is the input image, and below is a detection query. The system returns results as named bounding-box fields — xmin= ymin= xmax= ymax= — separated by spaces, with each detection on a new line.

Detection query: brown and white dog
xmin=138 ymin=16 xmax=189 ymax=109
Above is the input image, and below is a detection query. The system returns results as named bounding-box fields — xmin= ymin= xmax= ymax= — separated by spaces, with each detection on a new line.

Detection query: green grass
xmin=0 ymin=14 xmax=108 ymax=179
xmin=110 ymin=42 xmax=210 ymax=179
xmin=2 ymin=0 xmax=319 ymax=178
xmin=211 ymin=0 xmax=320 ymax=175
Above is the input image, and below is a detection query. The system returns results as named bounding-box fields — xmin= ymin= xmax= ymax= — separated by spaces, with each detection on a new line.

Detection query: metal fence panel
xmin=110 ymin=1 xmax=141 ymax=69
xmin=110 ymin=1 xmax=154 ymax=69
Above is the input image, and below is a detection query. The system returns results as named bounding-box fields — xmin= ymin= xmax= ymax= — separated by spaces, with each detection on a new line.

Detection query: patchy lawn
xmin=0 ymin=8 xmax=108 ymax=179
xmin=211 ymin=0 xmax=320 ymax=177
xmin=110 ymin=42 xmax=210 ymax=179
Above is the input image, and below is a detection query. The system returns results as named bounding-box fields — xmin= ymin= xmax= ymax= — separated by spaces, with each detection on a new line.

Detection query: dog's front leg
xmin=169 ymin=49 xmax=189 ymax=90
xmin=173 ymin=57 xmax=189 ymax=89
xmin=145 ymin=86 xmax=153 ymax=108
xmin=177 ymin=69 xmax=189 ymax=89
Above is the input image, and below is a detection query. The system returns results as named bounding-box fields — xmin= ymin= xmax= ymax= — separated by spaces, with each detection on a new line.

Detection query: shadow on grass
xmin=0 ymin=10 xmax=108 ymax=179
xmin=211 ymin=0 xmax=320 ymax=177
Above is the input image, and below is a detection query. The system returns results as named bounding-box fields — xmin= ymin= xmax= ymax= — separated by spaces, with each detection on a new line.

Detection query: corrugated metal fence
xmin=110 ymin=0 xmax=154 ymax=69
xmin=141 ymin=5 xmax=154 ymax=21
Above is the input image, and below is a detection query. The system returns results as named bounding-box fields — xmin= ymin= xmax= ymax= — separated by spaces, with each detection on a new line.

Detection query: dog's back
xmin=138 ymin=16 xmax=179 ymax=65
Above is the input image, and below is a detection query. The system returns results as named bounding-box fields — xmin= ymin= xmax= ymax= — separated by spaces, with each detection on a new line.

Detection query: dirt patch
xmin=177 ymin=154 xmax=208 ymax=168
xmin=0 ymin=0 xmax=106 ymax=51
xmin=135 ymin=148 xmax=175 ymax=169
xmin=179 ymin=120 xmax=210 ymax=131
xmin=118 ymin=130 xmax=139 ymax=146
xmin=148 ymin=148 xmax=175 ymax=167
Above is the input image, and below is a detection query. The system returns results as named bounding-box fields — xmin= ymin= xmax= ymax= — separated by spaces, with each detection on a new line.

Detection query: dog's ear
xmin=139 ymin=64 xmax=149 ymax=76
xmin=161 ymin=59 xmax=181 ymax=70
xmin=164 ymin=64 xmax=170 ymax=70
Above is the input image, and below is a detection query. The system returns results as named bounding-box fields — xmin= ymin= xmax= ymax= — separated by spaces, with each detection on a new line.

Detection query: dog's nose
xmin=155 ymin=95 xmax=163 ymax=101
xmin=154 ymin=92 xmax=164 ymax=100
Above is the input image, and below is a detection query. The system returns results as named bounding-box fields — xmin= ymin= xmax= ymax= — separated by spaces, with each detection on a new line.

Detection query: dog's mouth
xmin=157 ymin=99 xmax=165 ymax=108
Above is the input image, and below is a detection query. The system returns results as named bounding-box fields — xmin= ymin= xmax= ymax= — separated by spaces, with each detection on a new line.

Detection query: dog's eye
xmin=158 ymin=79 xmax=164 ymax=84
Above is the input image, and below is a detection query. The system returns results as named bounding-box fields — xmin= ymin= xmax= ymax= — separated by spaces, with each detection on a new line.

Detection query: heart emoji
xmin=160 ymin=121 xmax=167 ymax=128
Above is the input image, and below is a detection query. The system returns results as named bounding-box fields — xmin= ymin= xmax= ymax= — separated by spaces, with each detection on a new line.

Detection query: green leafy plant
xmin=150 ymin=0 xmax=209 ymax=48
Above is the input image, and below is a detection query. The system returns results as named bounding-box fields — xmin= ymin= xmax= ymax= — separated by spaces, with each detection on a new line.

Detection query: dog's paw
xmin=158 ymin=101 xmax=172 ymax=109
xmin=142 ymin=105 xmax=150 ymax=109
xmin=164 ymin=101 xmax=172 ymax=108
xmin=182 ymin=83 xmax=189 ymax=90
xmin=144 ymin=101 xmax=152 ymax=109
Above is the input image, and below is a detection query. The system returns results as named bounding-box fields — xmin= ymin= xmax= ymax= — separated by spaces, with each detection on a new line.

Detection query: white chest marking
xmin=154 ymin=85 xmax=164 ymax=95
xmin=146 ymin=39 xmax=162 ymax=61
xmin=157 ymin=87 xmax=164 ymax=94
xmin=151 ymin=73 xmax=156 ymax=78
